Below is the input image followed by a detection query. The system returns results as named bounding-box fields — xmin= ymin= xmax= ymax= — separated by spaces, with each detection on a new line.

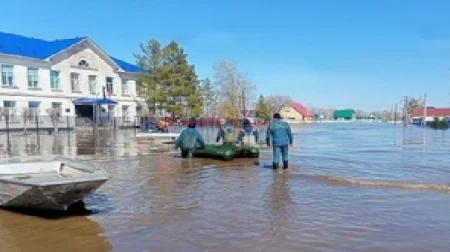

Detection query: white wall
xmin=0 ymin=42 xmax=139 ymax=120
xmin=412 ymin=116 xmax=449 ymax=122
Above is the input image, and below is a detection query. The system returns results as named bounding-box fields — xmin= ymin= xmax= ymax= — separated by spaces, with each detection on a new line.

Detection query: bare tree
xmin=199 ymin=78 xmax=219 ymax=117
xmin=46 ymin=108 xmax=60 ymax=133
xmin=22 ymin=108 xmax=29 ymax=135
xmin=308 ymin=107 xmax=333 ymax=120
xmin=264 ymin=95 xmax=293 ymax=114
xmin=213 ymin=60 xmax=256 ymax=118
xmin=402 ymin=96 xmax=421 ymax=125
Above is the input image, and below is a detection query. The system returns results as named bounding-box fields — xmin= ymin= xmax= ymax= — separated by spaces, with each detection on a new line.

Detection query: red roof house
xmin=411 ymin=107 xmax=450 ymax=118
xmin=280 ymin=102 xmax=314 ymax=123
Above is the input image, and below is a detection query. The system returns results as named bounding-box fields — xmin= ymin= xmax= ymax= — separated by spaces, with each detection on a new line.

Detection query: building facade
xmin=280 ymin=102 xmax=314 ymax=123
xmin=0 ymin=32 xmax=142 ymax=128
xmin=333 ymin=109 xmax=355 ymax=120
xmin=411 ymin=107 xmax=450 ymax=124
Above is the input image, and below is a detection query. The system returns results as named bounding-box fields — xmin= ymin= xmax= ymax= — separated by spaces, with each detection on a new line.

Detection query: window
xmin=27 ymin=68 xmax=39 ymax=88
xmin=122 ymin=105 xmax=130 ymax=122
xmin=78 ymin=59 xmax=90 ymax=68
xmin=50 ymin=71 xmax=60 ymax=90
xmin=121 ymin=80 xmax=129 ymax=95
xmin=136 ymin=105 xmax=142 ymax=116
xmin=51 ymin=102 xmax=63 ymax=122
xmin=3 ymin=101 xmax=16 ymax=122
xmin=28 ymin=101 xmax=40 ymax=122
xmin=51 ymin=102 xmax=62 ymax=111
xmin=89 ymin=75 xmax=97 ymax=94
xmin=71 ymin=73 xmax=80 ymax=92
xmin=1 ymin=65 xmax=14 ymax=86
xmin=106 ymin=77 xmax=114 ymax=96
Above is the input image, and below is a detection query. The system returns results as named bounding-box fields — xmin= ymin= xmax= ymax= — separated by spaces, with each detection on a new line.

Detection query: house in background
xmin=333 ymin=109 xmax=355 ymax=120
xmin=411 ymin=107 xmax=450 ymax=125
xmin=280 ymin=102 xmax=314 ymax=123
xmin=0 ymin=31 xmax=142 ymax=129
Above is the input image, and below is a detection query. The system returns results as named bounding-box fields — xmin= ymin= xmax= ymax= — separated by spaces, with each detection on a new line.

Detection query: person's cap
xmin=243 ymin=118 xmax=251 ymax=125
xmin=273 ymin=113 xmax=281 ymax=119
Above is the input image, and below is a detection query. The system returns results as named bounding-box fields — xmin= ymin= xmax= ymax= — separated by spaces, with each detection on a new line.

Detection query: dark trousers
xmin=181 ymin=148 xmax=194 ymax=158
xmin=273 ymin=145 xmax=289 ymax=164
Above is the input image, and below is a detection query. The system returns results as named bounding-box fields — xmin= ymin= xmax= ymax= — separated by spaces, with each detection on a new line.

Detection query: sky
xmin=2 ymin=0 xmax=450 ymax=110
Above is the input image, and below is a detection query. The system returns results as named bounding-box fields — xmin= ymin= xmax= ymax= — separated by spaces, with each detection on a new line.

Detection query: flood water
xmin=1 ymin=123 xmax=450 ymax=251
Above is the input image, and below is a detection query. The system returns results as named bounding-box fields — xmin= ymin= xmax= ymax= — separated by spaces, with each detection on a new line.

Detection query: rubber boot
xmin=272 ymin=162 xmax=279 ymax=169
xmin=283 ymin=161 xmax=288 ymax=169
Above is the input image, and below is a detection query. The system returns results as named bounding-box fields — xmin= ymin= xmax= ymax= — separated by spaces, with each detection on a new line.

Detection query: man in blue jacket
xmin=216 ymin=118 xmax=234 ymax=145
xmin=236 ymin=118 xmax=259 ymax=147
xmin=266 ymin=113 xmax=293 ymax=169
xmin=175 ymin=118 xmax=205 ymax=158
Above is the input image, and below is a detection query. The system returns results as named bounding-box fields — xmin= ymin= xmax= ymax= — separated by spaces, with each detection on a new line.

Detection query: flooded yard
xmin=0 ymin=123 xmax=449 ymax=251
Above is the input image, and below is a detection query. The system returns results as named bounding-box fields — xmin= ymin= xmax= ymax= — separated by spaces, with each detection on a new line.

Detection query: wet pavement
xmin=0 ymin=123 xmax=449 ymax=251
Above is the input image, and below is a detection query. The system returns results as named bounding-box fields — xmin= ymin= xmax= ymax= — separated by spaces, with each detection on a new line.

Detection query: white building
xmin=0 ymin=31 xmax=142 ymax=129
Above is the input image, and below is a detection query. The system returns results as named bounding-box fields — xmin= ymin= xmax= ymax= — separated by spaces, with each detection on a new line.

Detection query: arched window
xmin=78 ymin=59 xmax=89 ymax=68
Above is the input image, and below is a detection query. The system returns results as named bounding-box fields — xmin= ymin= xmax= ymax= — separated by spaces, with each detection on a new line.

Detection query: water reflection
xmin=0 ymin=123 xmax=449 ymax=251
xmin=0 ymin=126 xmax=269 ymax=159
xmin=52 ymin=135 xmax=64 ymax=155
xmin=264 ymin=174 xmax=292 ymax=238
xmin=0 ymin=210 xmax=111 ymax=252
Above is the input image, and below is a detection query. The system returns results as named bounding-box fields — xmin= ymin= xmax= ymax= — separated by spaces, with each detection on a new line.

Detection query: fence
xmin=0 ymin=116 xmax=270 ymax=157
xmin=138 ymin=117 xmax=268 ymax=129
xmin=0 ymin=115 xmax=269 ymax=133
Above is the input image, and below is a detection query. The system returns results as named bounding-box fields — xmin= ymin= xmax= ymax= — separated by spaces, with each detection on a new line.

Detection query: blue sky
xmin=2 ymin=0 xmax=450 ymax=110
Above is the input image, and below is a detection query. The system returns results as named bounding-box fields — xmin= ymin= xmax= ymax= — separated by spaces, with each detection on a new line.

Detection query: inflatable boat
xmin=234 ymin=146 xmax=260 ymax=158
xmin=192 ymin=144 xmax=235 ymax=161
xmin=189 ymin=144 xmax=260 ymax=160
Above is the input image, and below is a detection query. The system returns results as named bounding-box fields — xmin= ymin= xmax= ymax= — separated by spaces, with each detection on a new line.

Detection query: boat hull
xmin=0 ymin=158 xmax=109 ymax=211
xmin=0 ymin=179 xmax=107 ymax=211
xmin=190 ymin=144 xmax=260 ymax=160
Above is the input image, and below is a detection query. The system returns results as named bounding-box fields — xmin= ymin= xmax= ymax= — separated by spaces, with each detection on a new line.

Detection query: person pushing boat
xmin=174 ymin=118 xmax=205 ymax=158
xmin=216 ymin=118 xmax=234 ymax=145
xmin=266 ymin=113 xmax=293 ymax=170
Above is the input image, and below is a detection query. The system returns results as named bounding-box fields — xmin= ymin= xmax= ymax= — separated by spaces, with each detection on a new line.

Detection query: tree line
xmin=134 ymin=38 xmax=424 ymax=122
xmin=134 ymin=38 xmax=296 ymax=120
xmin=135 ymin=39 xmax=247 ymax=118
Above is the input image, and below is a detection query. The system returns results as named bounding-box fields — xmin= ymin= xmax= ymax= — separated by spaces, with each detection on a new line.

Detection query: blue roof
xmin=0 ymin=31 xmax=141 ymax=73
xmin=110 ymin=56 xmax=142 ymax=73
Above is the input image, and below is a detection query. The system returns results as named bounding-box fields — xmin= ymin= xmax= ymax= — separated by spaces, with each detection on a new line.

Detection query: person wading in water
xmin=174 ymin=118 xmax=205 ymax=158
xmin=266 ymin=113 xmax=293 ymax=171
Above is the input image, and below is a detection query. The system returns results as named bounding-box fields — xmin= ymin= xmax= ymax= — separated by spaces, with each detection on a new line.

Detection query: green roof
xmin=333 ymin=109 xmax=355 ymax=119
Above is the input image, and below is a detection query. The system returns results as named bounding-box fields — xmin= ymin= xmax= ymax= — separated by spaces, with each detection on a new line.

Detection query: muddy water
xmin=1 ymin=123 xmax=450 ymax=251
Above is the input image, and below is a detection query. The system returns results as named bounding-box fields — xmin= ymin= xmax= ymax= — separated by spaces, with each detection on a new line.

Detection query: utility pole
xmin=402 ymin=96 xmax=408 ymax=127
xmin=242 ymin=88 xmax=246 ymax=118
xmin=422 ymin=93 xmax=427 ymax=127
xmin=394 ymin=103 xmax=398 ymax=124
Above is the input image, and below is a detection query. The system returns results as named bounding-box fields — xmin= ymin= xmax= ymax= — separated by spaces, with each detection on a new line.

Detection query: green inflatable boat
xmin=192 ymin=144 xmax=235 ymax=161
xmin=234 ymin=146 xmax=260 ymax=158
xmin=191 ymin=144 xmax=260 ymax=160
